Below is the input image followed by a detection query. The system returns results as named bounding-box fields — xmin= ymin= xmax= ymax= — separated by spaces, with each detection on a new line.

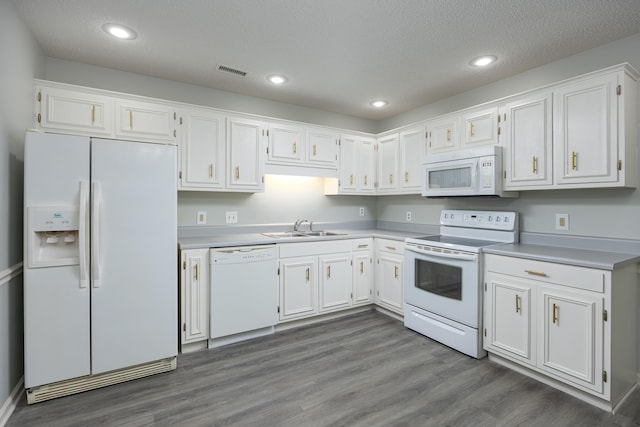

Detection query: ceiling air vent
xmin=218 ymin=65 xmax=247 ymax=77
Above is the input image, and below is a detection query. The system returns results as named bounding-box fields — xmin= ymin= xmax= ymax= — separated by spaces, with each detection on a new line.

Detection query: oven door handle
xmin=407 ymin=246 xmax=477 ymax=262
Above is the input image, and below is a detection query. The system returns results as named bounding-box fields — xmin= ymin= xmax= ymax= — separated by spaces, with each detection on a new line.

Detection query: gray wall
xmin=377 ymin=32 xmax=640 ymax=241
xmin=0 ymin=0 xmax=45 ymax=410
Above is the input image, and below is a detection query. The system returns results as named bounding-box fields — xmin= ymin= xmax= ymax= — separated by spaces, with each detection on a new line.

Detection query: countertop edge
xmin=483 ymin=244 xmax=640 ymax=270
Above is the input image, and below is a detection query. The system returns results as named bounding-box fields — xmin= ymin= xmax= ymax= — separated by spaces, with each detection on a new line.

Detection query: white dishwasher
xmin=209 ymin=245 xmax=278 ymax=347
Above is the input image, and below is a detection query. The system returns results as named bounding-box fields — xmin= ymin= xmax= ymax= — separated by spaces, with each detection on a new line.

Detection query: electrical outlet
xmin=555 ymin=214 xmax=569 ymax=231
xmin=406 ymin=211 xmax=412 ymax=221
xmin=359 ymin=207 xmax=365 ymax=216
xmin=226 ymin=211 xmax=238 ymax=224
xmin=196 ymin=211 xmax=207 ymax=225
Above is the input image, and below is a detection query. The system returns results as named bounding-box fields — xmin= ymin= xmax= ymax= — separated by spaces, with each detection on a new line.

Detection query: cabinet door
xmin=279 ymin=257 xmax=318 ymax=320
xmin=375 ymin=254 xmax=403 ymax=313
xmin=319 ymin=254 xmax=352 ymax=313
xmin=377 ymin=134 xmax=399 ymax=193
xmin=307 ymin=128 xmax=338 ymax=168
xmin=179 ymin=109 xmax=225 ymax=190
xmin=484 ymin=273 xmax=535 ymax=366
xmin=538 ymin=286 xmax=604 ymax=393
xmin=461 ymin=106 xmax=498 ymax=148
xmin=115 ymin=99 xmax=176 ymax=143
xmin=338 ymin=135 xmax=358 ymax=192
xmin=267 ymin=123 xmax=305 ymax=165
xmin=352 ymin=251 xmax=373 ymax=306
xmin=180 ymin=249 xmax=209 ymax=345
xmin=36 ymin=85 xmax=114 ymax=136
xmin=554 ymin=73 xmax=619 ymax=186
xmin=359 ymin=138 xmax=376 ymax=193
xmin=426 ymin=114 xmax=459 ymax=155
xmin=399 ymin=127 xmax=426 ymax=193
xmin=502 ymin=92 xmax=553 ymax=189
xmin=227 ymin=117 xmax=266 ymax=192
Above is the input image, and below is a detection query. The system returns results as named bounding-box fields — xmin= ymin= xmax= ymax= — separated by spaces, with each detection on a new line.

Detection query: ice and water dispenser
xmin=27 ymin=207 xmax=80 ymax=268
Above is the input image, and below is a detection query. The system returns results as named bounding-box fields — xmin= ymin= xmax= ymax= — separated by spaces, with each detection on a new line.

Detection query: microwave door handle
xmin=471 ymin=159 xmax=479 ymax=191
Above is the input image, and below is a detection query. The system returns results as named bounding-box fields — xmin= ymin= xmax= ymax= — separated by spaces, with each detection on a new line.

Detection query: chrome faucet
xmin=293 ymin=219 xmax=313 ymax=232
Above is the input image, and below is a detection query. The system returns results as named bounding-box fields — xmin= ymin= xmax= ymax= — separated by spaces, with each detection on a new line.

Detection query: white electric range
xmin=403 ymin=210 xmax=519 ymax=358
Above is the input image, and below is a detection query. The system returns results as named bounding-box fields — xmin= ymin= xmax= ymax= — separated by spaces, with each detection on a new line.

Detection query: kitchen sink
xmin=261 ymin=231 xmax=346 ymax=238
xmin=299 ymin=231 xmax=345 ymax=237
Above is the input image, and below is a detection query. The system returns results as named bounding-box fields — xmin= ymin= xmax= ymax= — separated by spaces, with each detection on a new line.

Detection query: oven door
xmin=404 ymin=245 xmax=481 ymax=328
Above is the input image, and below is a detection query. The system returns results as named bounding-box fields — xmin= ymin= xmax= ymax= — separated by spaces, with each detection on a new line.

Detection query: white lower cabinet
xmin=319 ymin=253 xmax=353 ymax=313
xmin=374 ymin=239 xmax=404 ymax=315
xmin=180 ymin=249 xmax=210 ymax=347
xmin=352 ymin=239 xmax=374 ymax=306
xmin=278 ymin=240 xmax=352 ymax=322
xmin=483 ymin=253 xmax=637 ymax=411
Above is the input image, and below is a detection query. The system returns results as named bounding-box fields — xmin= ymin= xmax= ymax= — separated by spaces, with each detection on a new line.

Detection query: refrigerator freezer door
xmin=24 ymin=132 xmax=91 ymax=388
xmin=90 ymin=139 xmax=177 ymax=374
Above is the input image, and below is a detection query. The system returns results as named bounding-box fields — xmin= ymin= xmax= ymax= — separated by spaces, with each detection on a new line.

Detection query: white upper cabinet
xmin=178 ymin=107 xmax=226 ymax=191
xmin=501 ymin=91 xmax=553 ymax=190
xmin=267 ymin=122 xmax=305 ymax=165
xmin=461 ymin=105 xmax=499 ymax=149
xmin=399 ymin=126 xmax=427 ymax=193
xmin=426 ymin=113 xmax=459 ymax=155
xmin=553 ymin=67 xmax=636 ymax=188
xmin=226 ymin=116 xmax=266 ymax=192
xmin=376 ymin=134 xmax=399 ymax=193
xmin=115 ymin=98 xmax=177 ymax=143
xmin=327 ymin=134 xmax=375 ymax=195
xmin=306 ymin=127 xmax=339 ymax=168
xmin=35 ymin=84 xmax=114 ymax=137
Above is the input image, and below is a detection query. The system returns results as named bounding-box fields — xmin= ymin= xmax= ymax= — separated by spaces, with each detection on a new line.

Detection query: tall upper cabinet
xmin=226 ymin=116 xmax=267 ymax=192
xmin=501 ymin=64 xmax=638 ymax=191
xmin=553 ymin=66 xmax=637 ymax=188
xmin=177 ymin=107 xmax=226 ymax=191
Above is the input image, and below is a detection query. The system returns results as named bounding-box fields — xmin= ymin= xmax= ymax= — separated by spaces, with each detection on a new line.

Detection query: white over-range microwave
xmin=422 ymin=145 xmax=518 ymax=198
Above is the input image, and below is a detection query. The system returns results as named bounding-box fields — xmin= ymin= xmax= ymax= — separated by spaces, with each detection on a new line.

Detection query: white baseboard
xmin=0 ymin=376 xmax=24 ymax=427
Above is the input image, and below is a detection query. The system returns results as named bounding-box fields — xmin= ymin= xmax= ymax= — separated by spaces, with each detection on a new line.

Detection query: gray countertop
xmin=483 ymin=243 xmax=640 ymax=270
xmin=178 ymin=229 xmax=422 ymax=250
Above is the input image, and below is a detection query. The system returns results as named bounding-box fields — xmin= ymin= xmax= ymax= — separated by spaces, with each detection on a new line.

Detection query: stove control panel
xmin=440 ymin=210 xmax=517 ymax=231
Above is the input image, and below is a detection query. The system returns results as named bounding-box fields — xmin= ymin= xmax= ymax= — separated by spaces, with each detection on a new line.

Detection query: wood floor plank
xmin=8 ymin=310 xmax=640 ymax=426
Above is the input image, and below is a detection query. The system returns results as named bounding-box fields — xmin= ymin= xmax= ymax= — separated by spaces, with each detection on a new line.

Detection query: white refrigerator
xmin=24 ymin=131 xmax=177 ymax=402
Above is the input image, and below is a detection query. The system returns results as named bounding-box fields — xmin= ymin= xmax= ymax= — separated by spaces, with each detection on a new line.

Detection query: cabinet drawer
xmin=352 ymin=238 xmax=373 ymax=251
xmin=375 ymin=238 xmax=404 ymax=254
xmin=278 ymin=240 xmax=351 ymax=258
xmin=484 ymin=254 xmax=607 ymax=293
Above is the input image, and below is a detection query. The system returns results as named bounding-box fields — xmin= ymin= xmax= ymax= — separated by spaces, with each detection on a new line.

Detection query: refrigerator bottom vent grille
xmin=26 ymin=357 xmax=177 ymax=404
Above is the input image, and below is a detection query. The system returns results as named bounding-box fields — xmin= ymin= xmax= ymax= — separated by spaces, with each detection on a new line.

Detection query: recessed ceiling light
xmin=470 ymin=55 xmax=497 ymax=67
xmin=102 ymin=23 xmax=137 ymax=40
xmin=267 ymin=75 xmax=288 ymax=85
xmin=370 ymin=100 xmax=389 ymax=108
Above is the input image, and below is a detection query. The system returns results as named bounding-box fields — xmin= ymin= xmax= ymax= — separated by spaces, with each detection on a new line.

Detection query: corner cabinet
xmin=483 ymin=253 xmax=638 ymax=411
xmin=180 ymin=249 xmax=210 ymax=347
xmin=326 ymin=134 xmax=376 ymax=195
xmin=226 ymin=116 xmax=266 ymax=192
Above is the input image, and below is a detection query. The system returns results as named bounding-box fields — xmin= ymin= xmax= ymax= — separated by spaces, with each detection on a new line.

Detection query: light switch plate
xmin=197 ymin=211 xmax=207 ymax=225
xmin=555 ymin=213 xmax=569 ymax=231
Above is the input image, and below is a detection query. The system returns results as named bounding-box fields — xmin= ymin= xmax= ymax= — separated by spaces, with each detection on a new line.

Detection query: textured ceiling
xmin=10 ymin=0 xmax=640 ymax=120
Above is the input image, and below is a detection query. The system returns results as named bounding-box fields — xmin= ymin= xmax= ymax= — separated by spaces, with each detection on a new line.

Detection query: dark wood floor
xmin=8 ymin=310 xmax=640 ymax=426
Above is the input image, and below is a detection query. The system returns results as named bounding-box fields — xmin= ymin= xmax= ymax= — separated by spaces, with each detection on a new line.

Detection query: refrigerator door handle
xmin=79 ymin=180 xmax=89 ymax=288
xmin=91 ymin=181 xmax=101 ymax=288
